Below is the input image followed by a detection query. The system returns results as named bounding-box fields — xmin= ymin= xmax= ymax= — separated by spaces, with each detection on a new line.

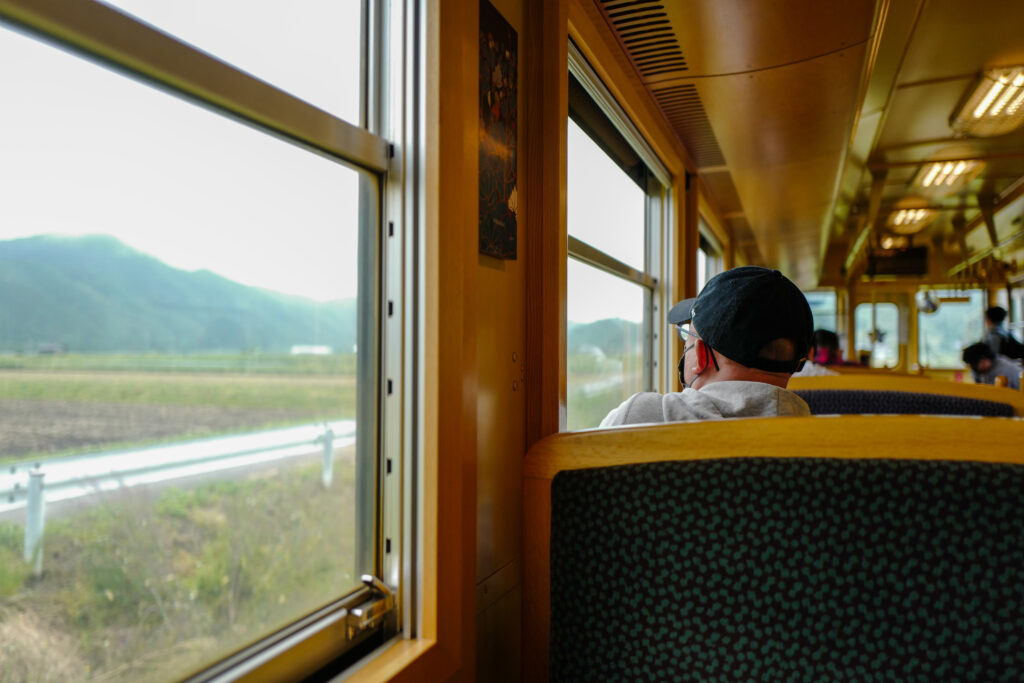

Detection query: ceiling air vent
xmin=601 ymin=1 xmax=687 ymax=77
xmin=650 ymin=83 xmax=725 ymax=168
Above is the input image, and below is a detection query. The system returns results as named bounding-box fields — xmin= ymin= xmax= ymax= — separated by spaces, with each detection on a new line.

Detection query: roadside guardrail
xmin=1 ymin=419 xmax=355 ymax=573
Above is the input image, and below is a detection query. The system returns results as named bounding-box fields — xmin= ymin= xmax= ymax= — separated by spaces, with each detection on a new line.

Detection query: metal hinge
xmin=346 ymin=574 xmax=395 ymax=640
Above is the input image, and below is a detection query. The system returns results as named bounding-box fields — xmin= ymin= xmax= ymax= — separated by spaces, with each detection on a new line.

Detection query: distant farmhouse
xmin=290 ymin=345 xmax=333 ymax=355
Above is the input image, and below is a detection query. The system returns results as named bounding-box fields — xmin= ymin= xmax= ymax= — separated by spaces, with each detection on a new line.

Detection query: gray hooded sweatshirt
xmin=599 ymin=380 xmax=810 ymax=427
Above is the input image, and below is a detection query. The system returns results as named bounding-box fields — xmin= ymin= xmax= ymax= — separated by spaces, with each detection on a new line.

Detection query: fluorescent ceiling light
xmin=951 ymin=66 xmax=1024 ymax=137
xmin=880 ymin=235 xmax=909 ymax=250
xmin=914 ymin=159 xmax=983 ymax=195
xmin=887 ymin=206 xmax=936 ymax=235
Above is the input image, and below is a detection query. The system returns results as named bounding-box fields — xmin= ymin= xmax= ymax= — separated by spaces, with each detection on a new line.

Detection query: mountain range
xmin=0 ymin=234 xmax=356 ymax=353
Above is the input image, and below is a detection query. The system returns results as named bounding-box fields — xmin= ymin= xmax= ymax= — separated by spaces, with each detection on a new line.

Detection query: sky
xmin=1 ymin=2 xmax=646 ymax=319
xmin=0 ymin=1 xmax=362 ymax=302
xmin=566 ymin=119 xmax=647 ymax=324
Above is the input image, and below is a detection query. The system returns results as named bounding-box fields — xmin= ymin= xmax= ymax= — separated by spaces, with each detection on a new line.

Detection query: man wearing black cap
xmin=600 ymin=266 xmax=814 ymax=426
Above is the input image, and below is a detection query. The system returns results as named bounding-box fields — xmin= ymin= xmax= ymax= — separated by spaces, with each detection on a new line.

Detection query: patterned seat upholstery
xmin=550 ymin=458 xmax=1024 ymax=681
xmin=793 ymin=389 xmax=1014 ymax=417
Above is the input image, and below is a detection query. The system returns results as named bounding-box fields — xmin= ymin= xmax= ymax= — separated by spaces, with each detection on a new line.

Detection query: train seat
xmin=793 ymin=389 xmax=1014 ymax=416
xmin=523 ymin=416 xmax=1024 ymax=682
xmin=789 ymin=374 xmax=1024 ymax=416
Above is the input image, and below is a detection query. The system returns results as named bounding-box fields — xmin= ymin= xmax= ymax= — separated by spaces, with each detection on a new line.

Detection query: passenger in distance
xmin=983 ymin=306 xmax=1024 ymax=361
xmin=600 ymin=266 xmax=813 ymax=426
xmin=791 ymin=329 xmax=842 ymax=377
xmin=962 ymin=342 xmax=1022 ymax=391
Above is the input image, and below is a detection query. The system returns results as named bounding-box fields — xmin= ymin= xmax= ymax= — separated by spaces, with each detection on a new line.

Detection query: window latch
xmin=346 ymin=574 xmax=395 ymax=639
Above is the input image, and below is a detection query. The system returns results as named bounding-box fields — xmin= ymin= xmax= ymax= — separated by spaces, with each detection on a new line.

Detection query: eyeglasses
xmin=675 ymin=324 xmax=719 ymax=371
xmin=676 ymin=324 xmax=697 ymax=342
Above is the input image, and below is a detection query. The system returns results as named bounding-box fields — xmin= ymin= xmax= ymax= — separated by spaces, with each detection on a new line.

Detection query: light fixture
xmin=950 ymin=66 xmax=1024 ymax=137
xmin=880 ymin=235 xmax=910 ymax=250
xmin=886 ymin=199 xmax=936 ymax=235
xmin=914 ymin=159 xmax=984 ymax=195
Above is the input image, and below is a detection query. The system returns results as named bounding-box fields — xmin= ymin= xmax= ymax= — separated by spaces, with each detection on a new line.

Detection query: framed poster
xmin=479 ymin=0 xmax=518 ymax=259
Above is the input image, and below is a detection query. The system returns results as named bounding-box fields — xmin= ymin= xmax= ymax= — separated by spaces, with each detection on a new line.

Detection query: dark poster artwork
xmin=479 ymin=0 xmax=518 ymax=259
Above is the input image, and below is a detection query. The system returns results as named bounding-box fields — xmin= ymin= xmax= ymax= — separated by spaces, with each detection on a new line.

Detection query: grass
xmin=0 ymin=354 xmax=365 ymax=679
xmin=0 ymin=458 xmax=359 ymax=682
xmin=0 ymin=363 xmax=357 ymax=465
xmin=0 ymin=352 xmax=357 ymax=375
xmin=0 ymin=369 xmax=354 ymax=413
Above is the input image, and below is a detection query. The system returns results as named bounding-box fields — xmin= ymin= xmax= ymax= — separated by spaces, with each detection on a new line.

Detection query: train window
xmin=566 ymin=259 xmax=646 ymax=430
xmin=97 ymin=0 xmax=363 ymax=124
xmin=567 ymin=119 xmax=646 ymax=271
xmin=918 ymin=290 xmax=985 ymax=368
xmin=996 ymin=288 xmax=1024 ymax=340
xmin=0 ymin=0 xmax=403 ymax=679
xmin=696 ymin=228 xmax=722 ymax=292
xmin=805 ymin=291 xmax=838 ymax=334
xmin=565 ymin=50 xmax=668 ymax=431
xmin=854 ymin=302 xmax=900 ymax=368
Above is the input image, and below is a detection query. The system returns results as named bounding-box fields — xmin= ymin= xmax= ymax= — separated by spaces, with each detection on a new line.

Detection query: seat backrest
xmin=551 ymin=457 xmax=1024 ymax=681
xmin=522 ymin=416 xmax=1024 ymax=682
xmin=793 ymin=389 xmax=1014 ymax=416
xmin=788 ymin=374 xmax=1024 ymax=416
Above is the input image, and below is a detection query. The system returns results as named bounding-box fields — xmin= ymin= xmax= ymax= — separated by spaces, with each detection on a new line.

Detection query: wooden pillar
xmin=524 ymin=0 xmax=568 ymax=448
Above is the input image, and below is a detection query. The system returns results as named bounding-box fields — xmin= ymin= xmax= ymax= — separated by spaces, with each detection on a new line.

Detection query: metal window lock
xmin=346 ymin=575 xmax=395 ymax=640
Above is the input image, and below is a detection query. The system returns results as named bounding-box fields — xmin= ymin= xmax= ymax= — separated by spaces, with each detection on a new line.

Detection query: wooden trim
xmin=566 ymin=0 xmax=690 ymax=178
xmin=682 ymin=171 xmax=700 ymax=299
xmin=525 ymin=0 xmax=569 ymax=446
xmin=669 ymin=174 xmax=687 ymax=373
xmin=378 ymin=1 xmax=477 ymax=680
xmin=525 ymin=415 xmax=1024 ymax=478
xmin=521 ymin=476 xmax=553 ymax=683
xmin=521 ymin=415 xmax=1024 ymax=680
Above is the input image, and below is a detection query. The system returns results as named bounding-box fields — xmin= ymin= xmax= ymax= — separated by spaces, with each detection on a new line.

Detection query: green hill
xmin=0 ymin=234 xmax=356 ymax=353
xmin=567 ymin=318 xmax=644 ymax=355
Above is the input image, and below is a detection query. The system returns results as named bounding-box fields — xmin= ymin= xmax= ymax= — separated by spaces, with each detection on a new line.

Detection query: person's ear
xmin=695 ymin=340 xmax=710 ymax=373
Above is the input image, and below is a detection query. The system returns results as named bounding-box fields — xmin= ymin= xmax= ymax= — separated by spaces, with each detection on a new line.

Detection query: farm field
xmin=0 ymin=355 xmax=357 ymax=463
xmin=0 ymin=451 xmax=359 ymax=682
xmin=0 ymin=354 xmax=362 ymax=681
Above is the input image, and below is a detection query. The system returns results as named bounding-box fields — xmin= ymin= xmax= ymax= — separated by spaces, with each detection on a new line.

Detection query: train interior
xmin=1 ymin=0 xmax=1024 ymax=681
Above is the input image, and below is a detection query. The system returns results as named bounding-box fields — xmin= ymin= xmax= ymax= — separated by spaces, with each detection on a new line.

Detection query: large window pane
xmin=805 ymin=291 xmax=838 ymax=335
xmin=855 ymin=303 xmax=899 ymax=368
xmin=0 ymin=24 xmax=365 ymax=680
xmin=918 ymin=289 xmax=985 ymax=368
xmin=567 ymin=119 xmax=645 ymax=271
xmin=100 ymin=0 xmax=363 ymax=123
xmin=696 ymin=228 xmax=721 ymax=292
xmin=567 ymin=260 xmax=645 ymax=430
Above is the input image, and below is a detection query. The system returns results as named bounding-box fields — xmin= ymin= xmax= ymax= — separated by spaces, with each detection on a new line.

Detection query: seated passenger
xmin=791 ymin=329 xmax=842 ymax=377
xmin=601 ymin=266 xmax=813 ymax=426
xmin=962 ymin=342 xmax=1022 ymax=390
xmin=984 ymin=306 xmax=1024 ymax=360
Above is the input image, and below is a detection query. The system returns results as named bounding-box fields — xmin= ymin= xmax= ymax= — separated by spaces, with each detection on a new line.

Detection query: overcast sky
xmin=0 ymin=1 xmax=360 ymax=302
xmin=2 ymin=2 xmax=645 ymax=321
xmin=567 ymin=120 xmax=647 ymax=323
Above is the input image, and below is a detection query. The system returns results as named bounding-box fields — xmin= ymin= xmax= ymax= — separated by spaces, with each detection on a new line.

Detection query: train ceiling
xmin=594 ymin=0 xmax=1024 ymax=290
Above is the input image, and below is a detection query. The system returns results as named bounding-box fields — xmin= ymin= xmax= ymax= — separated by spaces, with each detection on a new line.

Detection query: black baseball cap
xmin=667 ymin=266 xmax=813 ymax=373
